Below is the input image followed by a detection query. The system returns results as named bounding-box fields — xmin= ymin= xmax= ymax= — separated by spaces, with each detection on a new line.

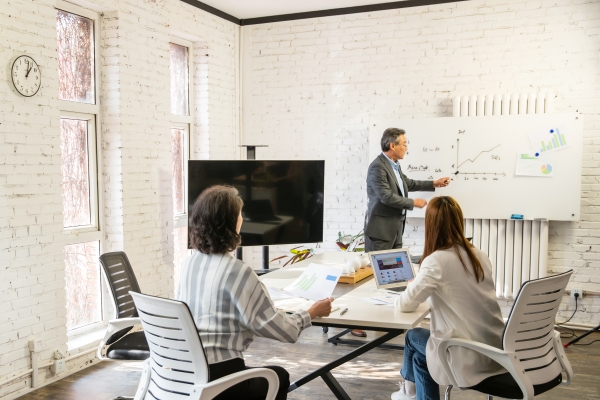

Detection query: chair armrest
xmin=198 ymin=367 xmax=279 ymax=400
xmin=553 ymin=330 xmax=573 ymax=385
xmin=438 ymin=338 xmax=535 ymax=400
xmin=97 ymin=317 xmax=141 ymax=360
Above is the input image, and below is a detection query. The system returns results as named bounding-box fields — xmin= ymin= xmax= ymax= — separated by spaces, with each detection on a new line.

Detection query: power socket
xmin=571 ymin=288 xmax=583 ymax=299
xmin=51 ymin=359 xmax=65 ymax=374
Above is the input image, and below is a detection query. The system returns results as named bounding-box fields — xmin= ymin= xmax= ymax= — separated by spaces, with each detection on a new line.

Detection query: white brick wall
xmin=244 ymin=0 xmax=600 ymax=325
xmin=1 ymin=0 xmax=599 ymax=396
xmin=0 ymin=0 xmax=238 ymax=397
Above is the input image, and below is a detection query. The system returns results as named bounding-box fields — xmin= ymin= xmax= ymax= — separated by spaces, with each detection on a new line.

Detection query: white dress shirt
xmin=395 ymin=246 xmax=506 ymax=387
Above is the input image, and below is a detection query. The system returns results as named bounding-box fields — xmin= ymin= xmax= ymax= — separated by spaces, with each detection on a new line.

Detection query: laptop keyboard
xmin=386 ymin=286 xmax=407 ymax=293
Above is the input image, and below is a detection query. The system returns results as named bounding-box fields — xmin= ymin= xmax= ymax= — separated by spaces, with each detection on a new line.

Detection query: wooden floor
xmin=17 ymin=327 xmax=600 ymax=400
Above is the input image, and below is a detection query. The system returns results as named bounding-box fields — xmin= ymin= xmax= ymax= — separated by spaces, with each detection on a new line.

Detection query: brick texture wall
xmin=0 ymin=0 xmax=238 ymax=397
xmin=244 ymin=0 xmax=600 ymax=324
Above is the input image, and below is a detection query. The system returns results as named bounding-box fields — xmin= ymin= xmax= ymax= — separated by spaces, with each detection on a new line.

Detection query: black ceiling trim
xmin=179 ymin=0 xmax=241 ymax=25
xmin=180 ymin=0 xmax=468 ymax=26
xmin=240 ymin=0 xmax=468 ymax=26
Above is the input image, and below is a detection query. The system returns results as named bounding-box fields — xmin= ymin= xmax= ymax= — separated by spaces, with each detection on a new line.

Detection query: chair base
xmin=445 ymin=386 xmax=493 ymax=400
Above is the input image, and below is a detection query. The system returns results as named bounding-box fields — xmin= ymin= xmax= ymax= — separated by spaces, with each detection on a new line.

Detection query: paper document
xmin=361 ymin=297 xmax=395 ymax=306
xmin=266 ymin=287 xmax=298 ymax=301
xmin=528 ymin=124 xmax=570 ymax=154
xmin=274 ymin=298 xmax=315 ymax=312
xmin=283 ymin=263 xmax=341 ymax=301
xmin=515 ymin=151 xmax=555 ymax=177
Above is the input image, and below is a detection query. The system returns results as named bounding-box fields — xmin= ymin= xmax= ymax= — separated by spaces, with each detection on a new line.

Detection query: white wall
xmin=1 ymin=0 xmax=599 ymax=397
xmin=0 ymin=0 xmax=238 ymax=397
xmin=243 ymin=0 xmax=600 ymax=322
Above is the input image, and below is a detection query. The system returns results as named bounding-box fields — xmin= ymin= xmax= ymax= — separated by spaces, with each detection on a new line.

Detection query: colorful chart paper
xmin=515 ymin=151 xmax=555 ymax=177
xmin=284 ymin=263 xmax=341 ymax=301
xmin=528 ymin=124 xmax=571 ymax=154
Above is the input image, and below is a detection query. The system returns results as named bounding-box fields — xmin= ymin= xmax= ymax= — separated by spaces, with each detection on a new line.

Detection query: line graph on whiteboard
xmin=405 ymin=129 xmax=508 ymax=181
xmin=454 ymin=139 xmax=506 ymax=180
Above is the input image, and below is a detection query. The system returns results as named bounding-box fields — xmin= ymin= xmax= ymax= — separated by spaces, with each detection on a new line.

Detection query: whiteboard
xmin=369 ymin=113 xmax=583 ymax=221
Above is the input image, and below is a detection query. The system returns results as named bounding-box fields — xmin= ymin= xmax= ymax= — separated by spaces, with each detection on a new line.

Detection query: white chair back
xmin=130 ymin=291 xmax=209 ymax=399
xmin=502 ymin=270 xmax=573 ymax=385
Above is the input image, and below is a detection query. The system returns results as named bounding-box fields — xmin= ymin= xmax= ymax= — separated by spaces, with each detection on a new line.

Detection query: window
xmin=57 ymin=9 xmax=95 ymax=104
xmin=57 ymin=2 xmax=104 ymax=334
xmin=170 ymin=39 xmax=193 ymax=290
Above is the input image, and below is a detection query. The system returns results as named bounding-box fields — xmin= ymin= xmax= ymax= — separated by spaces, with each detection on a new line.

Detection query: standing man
xmin=364 ymin=128 xmax=450 ymax=252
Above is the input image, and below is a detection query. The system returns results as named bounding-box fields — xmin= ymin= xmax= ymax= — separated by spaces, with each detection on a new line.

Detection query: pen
xmin=340 ymin=308 xmax=348 ymax=315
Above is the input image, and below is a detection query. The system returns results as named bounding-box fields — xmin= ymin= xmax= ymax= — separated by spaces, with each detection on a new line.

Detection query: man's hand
xmin=413 ymin=198 xmax=427 ymax=208
xmin=433 ymin=177 xmax=451 ymax=188
xmin=307 ymin=297 xmax=334 ymax=319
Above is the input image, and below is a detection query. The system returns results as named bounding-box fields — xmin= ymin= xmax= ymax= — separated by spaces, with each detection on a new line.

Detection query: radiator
xmin=452 ymin=93 xmax=552 ymax=299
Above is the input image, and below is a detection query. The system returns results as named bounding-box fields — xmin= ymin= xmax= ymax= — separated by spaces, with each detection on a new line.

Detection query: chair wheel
xmin=322 ymin=327 xmax=329 ymax=333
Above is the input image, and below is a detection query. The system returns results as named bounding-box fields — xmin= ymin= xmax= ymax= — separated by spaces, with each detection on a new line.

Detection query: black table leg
xmin=322 ymin=371 xmax=351 ymax=400
xmin=325 ymin=327 xmax=405 ymax=350
xmin=289 ymin=329 xmax=404 ymax=395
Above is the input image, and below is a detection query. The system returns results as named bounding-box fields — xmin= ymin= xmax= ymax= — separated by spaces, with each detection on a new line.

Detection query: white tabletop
xmin=261 ymin=251 xmax=430 ymax=330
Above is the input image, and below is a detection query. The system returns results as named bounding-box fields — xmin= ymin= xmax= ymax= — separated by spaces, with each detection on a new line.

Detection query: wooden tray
xmin=338 ymin=267 xmax=373 ymax=284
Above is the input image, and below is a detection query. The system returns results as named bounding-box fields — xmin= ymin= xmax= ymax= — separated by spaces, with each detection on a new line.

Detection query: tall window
xmin=170 ymin=40 xmax=192 ymax=289
xmin=57 ymin=2 xmax=103 ymax=333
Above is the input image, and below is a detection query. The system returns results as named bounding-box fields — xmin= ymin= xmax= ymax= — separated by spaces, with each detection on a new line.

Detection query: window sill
xmin=67 ymin=328 xmax=105 ymax=352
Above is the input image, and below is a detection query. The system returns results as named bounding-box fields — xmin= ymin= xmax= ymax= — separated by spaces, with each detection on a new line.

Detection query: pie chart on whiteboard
xmin=541 ymin=164 xmax=553 ymax=174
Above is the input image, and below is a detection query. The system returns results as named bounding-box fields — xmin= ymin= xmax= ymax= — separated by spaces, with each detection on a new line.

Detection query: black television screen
xmin=188 ymin=160 xmax=325 ymax=247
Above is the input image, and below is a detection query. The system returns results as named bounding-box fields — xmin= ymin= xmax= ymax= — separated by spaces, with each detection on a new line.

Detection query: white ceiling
xmin=200 ymin=0 xmax=405 ymax=20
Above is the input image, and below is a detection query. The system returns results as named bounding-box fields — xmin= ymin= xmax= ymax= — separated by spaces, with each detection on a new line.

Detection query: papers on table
xmin=266 ymin=287 xmax=297 ymax=301
xmin=273 ymin=297 xmax=315 ymax=312
xmin=266 ymin=287 xmax=341 ymax=313
xmin=361 ymin=296 xmax=395 ymax=306
xmin=283 ymin=263 xmax=341 ymax=301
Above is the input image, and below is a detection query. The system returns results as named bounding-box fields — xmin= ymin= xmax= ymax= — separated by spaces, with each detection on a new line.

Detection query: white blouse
xmin=395 ymin=246 xmax=506 ymax=388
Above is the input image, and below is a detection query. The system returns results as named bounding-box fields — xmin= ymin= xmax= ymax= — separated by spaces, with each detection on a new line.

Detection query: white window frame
xmin=56 ymin=0 xmax=107 ymax=338
xmin=170 ymin=37 xmax=193 ymax=228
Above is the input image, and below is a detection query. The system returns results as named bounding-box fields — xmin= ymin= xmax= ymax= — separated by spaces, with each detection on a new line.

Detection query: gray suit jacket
xmin=364 ymin=154 xmax=435 ymax=241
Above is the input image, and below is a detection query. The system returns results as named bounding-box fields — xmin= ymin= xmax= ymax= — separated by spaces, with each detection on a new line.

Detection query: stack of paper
xmin=266 ymin=263 xmax=343 ymax=313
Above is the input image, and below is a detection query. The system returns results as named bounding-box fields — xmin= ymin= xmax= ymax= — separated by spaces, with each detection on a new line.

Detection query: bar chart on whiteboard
xmin=369 ymin=113 xmax=583 ymax=221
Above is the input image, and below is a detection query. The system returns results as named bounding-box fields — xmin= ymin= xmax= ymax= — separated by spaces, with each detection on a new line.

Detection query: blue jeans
xmin=401 ymin=328 xmax=440 ymax=400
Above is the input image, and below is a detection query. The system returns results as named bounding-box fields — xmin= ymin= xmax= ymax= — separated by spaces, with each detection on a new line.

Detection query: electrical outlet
xmin=28 ymin=338 xmax=43 ymax=353
xmin=571 ymin=288 xmax=583 ymax=299
xmin=51 ymin=359 xmax=66 ymax=374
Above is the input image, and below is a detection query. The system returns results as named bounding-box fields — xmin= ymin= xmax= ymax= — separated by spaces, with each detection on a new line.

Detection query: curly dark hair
xmin=189 ymin=185 xmax=244 ymax=254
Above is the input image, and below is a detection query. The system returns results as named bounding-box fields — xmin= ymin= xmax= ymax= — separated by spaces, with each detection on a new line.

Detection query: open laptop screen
xmin=371 ymin=250 xmax=414 ymax=286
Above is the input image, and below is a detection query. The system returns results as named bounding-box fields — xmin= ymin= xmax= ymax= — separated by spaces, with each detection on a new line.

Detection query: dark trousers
xmin=365 ymin=219 xmax=406 ymax=252
xmin=209 ymin=358 xmax=289 ymax=400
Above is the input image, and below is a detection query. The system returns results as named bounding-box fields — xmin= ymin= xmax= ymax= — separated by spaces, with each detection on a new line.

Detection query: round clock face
xmin=11 ymin=55 xmax=41 ymax=97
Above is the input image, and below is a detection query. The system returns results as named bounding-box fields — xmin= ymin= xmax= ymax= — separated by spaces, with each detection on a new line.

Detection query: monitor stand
xmin=237 ymin=145 xmax=276 ymax=275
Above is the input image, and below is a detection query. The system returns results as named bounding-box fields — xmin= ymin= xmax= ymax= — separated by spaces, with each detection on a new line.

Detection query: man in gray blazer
xmin=365 ymin=128 xmax=450 ymax=252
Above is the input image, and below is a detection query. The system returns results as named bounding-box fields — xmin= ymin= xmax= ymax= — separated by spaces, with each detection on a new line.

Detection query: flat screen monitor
xmin=188 ymin=160 xmax=325 ymax=247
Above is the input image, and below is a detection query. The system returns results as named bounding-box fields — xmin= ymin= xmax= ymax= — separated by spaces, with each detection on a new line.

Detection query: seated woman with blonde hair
xmin=392 ymin=196 xmax=505 ymax=400
xmin=177 ymin=185 xmax=333 ymax=400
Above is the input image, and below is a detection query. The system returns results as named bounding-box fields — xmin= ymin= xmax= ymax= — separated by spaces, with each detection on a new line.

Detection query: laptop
xmin=369 ymin=249 xmax=416 ymax=294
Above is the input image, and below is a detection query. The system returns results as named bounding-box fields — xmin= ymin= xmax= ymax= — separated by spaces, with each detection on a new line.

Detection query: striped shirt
xmin=176 ymin=251 xmax=312 ymax=364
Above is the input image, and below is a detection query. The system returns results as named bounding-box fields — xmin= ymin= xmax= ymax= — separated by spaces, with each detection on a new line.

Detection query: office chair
xmin=439 ymin=270 xmax=573 ymax=400
xmin=129 ymin=291 xmax=280 ymax=400
xmin=97 ymin=252 xmax=150 ymax=400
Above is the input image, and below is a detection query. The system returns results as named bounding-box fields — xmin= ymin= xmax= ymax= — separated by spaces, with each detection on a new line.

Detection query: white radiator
xmin=452 ymin=93 xmax=552 ymax=299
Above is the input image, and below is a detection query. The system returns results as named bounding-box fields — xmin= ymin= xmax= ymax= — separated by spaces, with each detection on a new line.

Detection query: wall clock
xmin=11 ymin=55 xmax=41 ymax=97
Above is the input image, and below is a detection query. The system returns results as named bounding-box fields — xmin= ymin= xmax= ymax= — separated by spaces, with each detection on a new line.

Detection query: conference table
xmin=260 ymin=251 xmax=430 ymax=400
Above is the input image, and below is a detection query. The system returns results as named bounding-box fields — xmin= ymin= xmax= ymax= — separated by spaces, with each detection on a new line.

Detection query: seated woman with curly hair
xmin=176 ymin=185 xmax=333 ymax=400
